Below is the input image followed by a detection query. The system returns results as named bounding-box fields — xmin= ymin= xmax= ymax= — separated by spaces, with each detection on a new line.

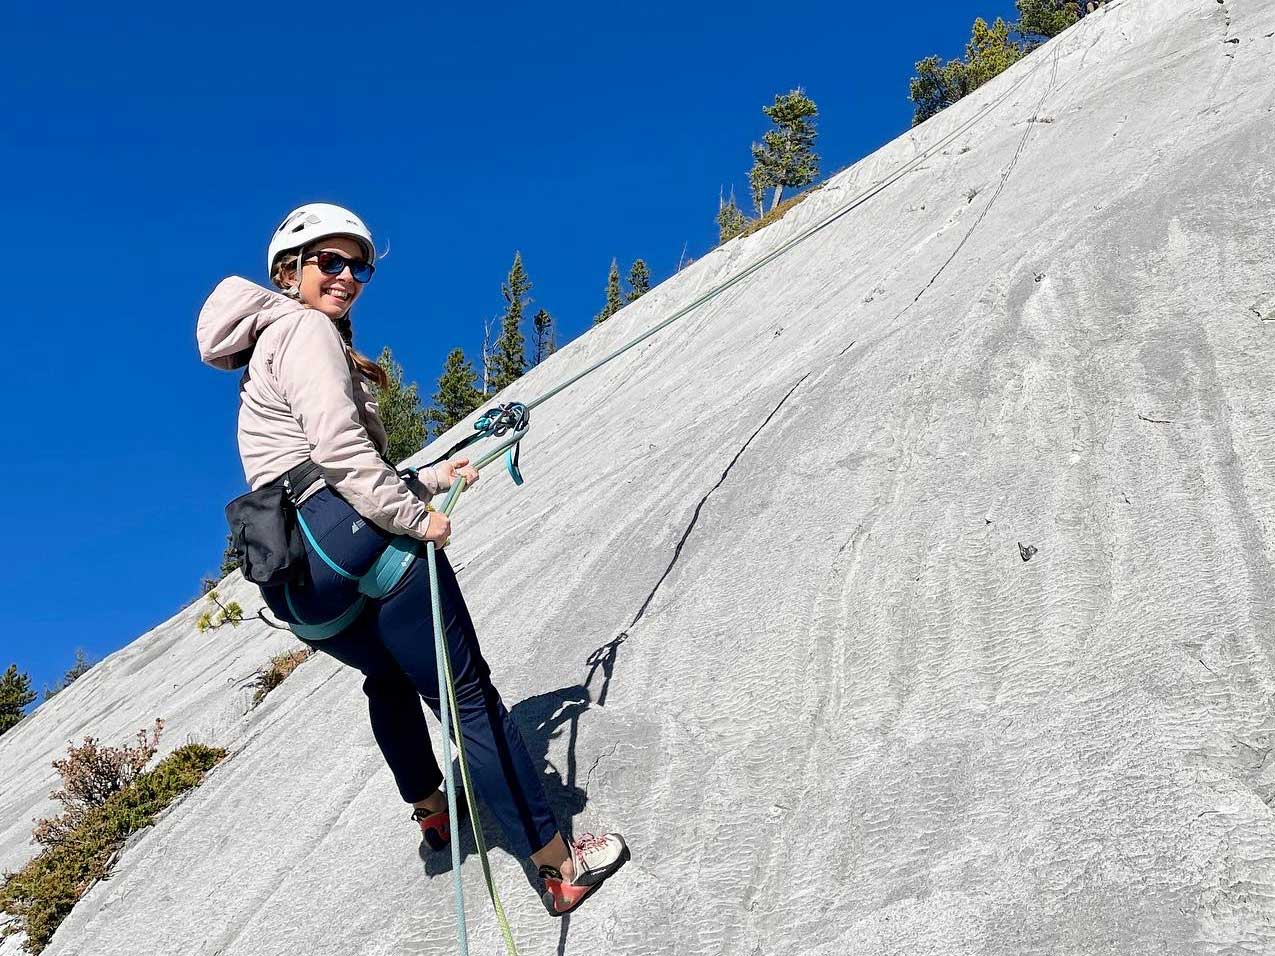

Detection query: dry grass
xmin=739 ymin=185 xmax=824 ymax=239
xmin=250 ymin=647 xmax=315 ymax=707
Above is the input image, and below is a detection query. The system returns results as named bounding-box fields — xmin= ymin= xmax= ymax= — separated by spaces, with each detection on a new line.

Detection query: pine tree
xmin=532 ymin=309 xmax=554 ymax=365
xmin=425 ymin=348 xmax=482 ymax=438
xmin=965 ymin=18 xmax=1027 ymax=85
xmin=1016 ymin=0 xmax=1083 ymax=42
xmin=748 ymin=89 xmax=820 ymax=214
xmin=480 ymin=315 xmax=497 ymax=396
xmin=718 ymin=188 xmax=749 ymax=243
xmin=909 ymin=55 xmax=972 ymax=127
xmin=594 ymin=259 xmax=624 ymax=325
xmin=374 ymin=347 xmax=429 ymax=465
xmin=44 ymin=649 xmax=96 ymax=702
xmin=0 ymin=664 xmax=36 ymax=736
xmin=219 ymin=533 xmax=240 ymax=579
xmin=491 ymin=252 xmax=531 ymax=392
xmin=627 ymin=260 xmax=650 ymax=304
xmin=911 ymin=17 xmax=1027 ymax=126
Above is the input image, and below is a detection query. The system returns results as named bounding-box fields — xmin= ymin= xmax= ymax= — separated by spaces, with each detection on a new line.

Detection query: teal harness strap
xmin=283 ymin=531 xmax=420 ymax=641
xmin=296 ymin=512 xmax=360 ymax=581
xmin=284 ymin=590 xmax=368 ymax=641
xmin=359 ymin=536 xmax=418 ymax=599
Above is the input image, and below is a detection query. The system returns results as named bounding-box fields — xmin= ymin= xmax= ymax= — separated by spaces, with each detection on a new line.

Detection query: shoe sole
xmin=542 ymin=844 xmax=631 ymax=918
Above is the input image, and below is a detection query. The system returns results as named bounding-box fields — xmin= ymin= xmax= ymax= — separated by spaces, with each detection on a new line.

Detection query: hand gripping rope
xmin=426 ymin=46 xmax=1055 ymax=955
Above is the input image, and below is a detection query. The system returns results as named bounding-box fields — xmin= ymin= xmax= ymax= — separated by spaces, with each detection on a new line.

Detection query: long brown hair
xmin=270 ymin=247 xmax=389 ymax=389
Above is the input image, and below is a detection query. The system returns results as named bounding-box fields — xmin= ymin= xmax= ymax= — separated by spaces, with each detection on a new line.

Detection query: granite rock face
xmin=3 ymin=1 xmax=1274 ymax=952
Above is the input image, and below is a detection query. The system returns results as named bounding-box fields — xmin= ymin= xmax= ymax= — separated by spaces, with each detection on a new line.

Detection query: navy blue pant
xmin=260 ymin=486 xmax=559 ymax=859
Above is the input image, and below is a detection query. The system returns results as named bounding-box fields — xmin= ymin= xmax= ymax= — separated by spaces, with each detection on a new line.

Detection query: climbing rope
xmin=426 ymin=47 xmax=1054 ymax=956
xmin=429 ymin=427 xmax=526 ymax=956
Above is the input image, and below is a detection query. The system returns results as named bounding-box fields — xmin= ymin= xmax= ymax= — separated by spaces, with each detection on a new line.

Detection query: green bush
xmin=0 ymin=743 xmax=227 ymax=953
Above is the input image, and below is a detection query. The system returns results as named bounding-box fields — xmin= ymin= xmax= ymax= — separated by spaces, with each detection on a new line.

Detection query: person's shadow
xmin=419 ymin=633 xmax=627 ymax=954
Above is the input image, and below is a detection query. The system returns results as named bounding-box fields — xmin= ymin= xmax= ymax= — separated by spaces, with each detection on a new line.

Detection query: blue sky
xmin=2 ymin=1 xmax=1017 ymax=701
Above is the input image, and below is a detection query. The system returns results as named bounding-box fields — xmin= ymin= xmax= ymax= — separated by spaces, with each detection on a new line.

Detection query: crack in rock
xmin=584 ymin=743 xmax=619 ymax=798
xmin=621 ymin=373 xmax=812 ymax=635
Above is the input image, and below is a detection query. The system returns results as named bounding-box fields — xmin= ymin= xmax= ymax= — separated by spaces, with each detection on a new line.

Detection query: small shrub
xmin=250 ymin=647 xmax=314 ymax=708
xmin=32 ymin=721 xmax=164 ymax=848
xmin=196 ymin=589 xmax=244 ymax=633
xmin=0 ymin=742 xmax=227 ymax=953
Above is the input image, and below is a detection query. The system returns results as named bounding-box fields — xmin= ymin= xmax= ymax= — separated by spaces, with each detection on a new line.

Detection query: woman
xmin=197 ymin=202 xmax=628 ymax=916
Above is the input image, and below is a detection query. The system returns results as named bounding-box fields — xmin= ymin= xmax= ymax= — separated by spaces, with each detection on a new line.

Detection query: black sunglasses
xmin=305 ymin=249 xmax=376 ymax=283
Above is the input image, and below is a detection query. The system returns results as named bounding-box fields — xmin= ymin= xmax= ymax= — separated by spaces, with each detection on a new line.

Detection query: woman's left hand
xmin=436 ymin=456 xmax=479 ymax=490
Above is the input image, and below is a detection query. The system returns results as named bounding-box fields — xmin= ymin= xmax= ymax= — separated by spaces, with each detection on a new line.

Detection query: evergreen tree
xmin=718 ymin=189 xmax=749 ymax=243
xmin=425 ymin=348 xmax=482 ymax=438
xmin=1016 ymin=0 xmax=1083 ymax=42
xmin=748 ymin=89 xmax=820 ymax=214
xmin=911 ymin=17 xmax=1027 ymax=126
xmin=0 ymin=664 xmax=36 ymax=736
xmin=219 ymin=533 xmax=240 ymax=579
xmin=594 ymin=259 xmax=624 ymax=325
xmin=965 ymin=17 xmax=1027 ymax=84
xmin=374 ymin=347 xmax=429 ymax=465
xmin=44 ymin=649 xmax=95 ymax=702
xmin=626 ymin=260 xmax=650 ymax=304
xmin=491 ymin=252 xmax=531 ymax=392
xmin=532 ymin=309 xmax=555 ymax=365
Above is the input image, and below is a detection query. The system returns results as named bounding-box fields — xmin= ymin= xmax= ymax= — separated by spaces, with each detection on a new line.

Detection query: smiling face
xmin=296 ymin=235 xmax=367 ymax=318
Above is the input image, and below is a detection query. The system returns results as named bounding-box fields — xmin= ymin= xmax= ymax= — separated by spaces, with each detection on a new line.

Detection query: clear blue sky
xmin=2 ymin=1 xmax=1017 ymax=701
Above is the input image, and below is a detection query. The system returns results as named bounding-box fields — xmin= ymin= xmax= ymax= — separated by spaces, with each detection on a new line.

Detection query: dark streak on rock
xmin=838 ymin=340 xmax=857 ymax=356
xmin=1138 ymin=413 xmax=1173 ymax=424
xmin=622 ymin=373 xmax=812 ymax=634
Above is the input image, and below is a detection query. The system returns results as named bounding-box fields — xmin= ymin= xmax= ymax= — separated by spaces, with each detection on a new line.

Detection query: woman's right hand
xmin=423 ymin=510 xmax=451 ymax=546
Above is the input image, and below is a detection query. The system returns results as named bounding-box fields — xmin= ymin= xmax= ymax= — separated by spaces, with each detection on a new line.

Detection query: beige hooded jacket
xmin=197 ymin=276 xmax=446 ymax=541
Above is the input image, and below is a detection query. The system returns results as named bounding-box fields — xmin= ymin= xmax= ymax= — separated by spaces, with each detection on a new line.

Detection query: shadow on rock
xmin=419 ymin=631 xmax=626 ymax=956
xmin=420 ymin=683 xmax=591 ymax=889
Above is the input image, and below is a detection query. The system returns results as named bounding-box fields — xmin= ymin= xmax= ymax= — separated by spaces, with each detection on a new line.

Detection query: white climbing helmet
xmin=266 ymin=203 xmax=376 ymax=277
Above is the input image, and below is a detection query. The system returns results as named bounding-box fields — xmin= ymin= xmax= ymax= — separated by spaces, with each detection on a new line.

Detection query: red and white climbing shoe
xmin=539 ymin=832 xmax=630 ymax=917
xmin=412 ymin=797 xmax=463 ymax=853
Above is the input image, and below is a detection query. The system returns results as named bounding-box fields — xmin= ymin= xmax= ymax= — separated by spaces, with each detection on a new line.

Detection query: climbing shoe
xmin=539 ymin=832 xmax=630 ymax=917
xmin=412 ymin=795 xmax=465 ymax=853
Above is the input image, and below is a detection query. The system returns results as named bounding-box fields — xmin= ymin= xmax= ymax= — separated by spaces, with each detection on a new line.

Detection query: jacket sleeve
xmin=272 ymin=310 xmax=444 ymax=540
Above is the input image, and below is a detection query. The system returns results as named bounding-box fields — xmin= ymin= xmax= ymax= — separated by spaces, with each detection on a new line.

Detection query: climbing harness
xmin=280 ymin=528 xmax=418 ymax=640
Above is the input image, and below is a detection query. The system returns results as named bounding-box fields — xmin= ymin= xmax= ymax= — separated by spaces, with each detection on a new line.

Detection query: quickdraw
xmin=427 ymin=401 xmax=530 ymax=486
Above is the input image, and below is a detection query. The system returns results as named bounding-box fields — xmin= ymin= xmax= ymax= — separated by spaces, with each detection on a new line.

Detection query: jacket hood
xmin=197 ymin=276 xmax=308 ymax=370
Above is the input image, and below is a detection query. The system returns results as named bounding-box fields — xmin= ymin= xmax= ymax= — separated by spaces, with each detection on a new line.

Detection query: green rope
xmin=430 ymin=428 xmax=526 ymax=956
xmin=431 ymin=541 xmax=519 ymax=956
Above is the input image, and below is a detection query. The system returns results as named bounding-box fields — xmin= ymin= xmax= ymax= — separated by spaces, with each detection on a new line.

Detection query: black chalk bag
xmin=224 ymin=460 xmax=323 ymax=586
